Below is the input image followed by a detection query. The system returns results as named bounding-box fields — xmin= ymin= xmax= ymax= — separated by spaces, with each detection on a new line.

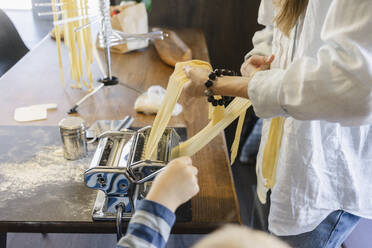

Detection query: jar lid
xmin=59 ymin=117 xmax=86 ymax=130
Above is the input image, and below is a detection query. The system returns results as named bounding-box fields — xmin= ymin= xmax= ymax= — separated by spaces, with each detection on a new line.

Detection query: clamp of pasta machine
xmin=84 ymin=126 xmax=180 ymax=222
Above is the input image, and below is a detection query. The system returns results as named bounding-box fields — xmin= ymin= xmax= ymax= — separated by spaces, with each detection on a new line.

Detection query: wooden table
xmin=0 ymin=28 xmax=240 ymax=245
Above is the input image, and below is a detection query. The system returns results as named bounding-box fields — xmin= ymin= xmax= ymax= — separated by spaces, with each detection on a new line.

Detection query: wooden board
xmin=0 ymin=29 xmax=240 ymax=234
xmin=149 ymin=0 xmax=262 ymax=72
xmin=153 ymin=28 xmax=192 ymax=67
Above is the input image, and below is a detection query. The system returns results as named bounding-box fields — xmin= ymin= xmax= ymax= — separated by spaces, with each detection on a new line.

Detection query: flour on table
xmin=0 ymin=146 xmax=91 ymax=203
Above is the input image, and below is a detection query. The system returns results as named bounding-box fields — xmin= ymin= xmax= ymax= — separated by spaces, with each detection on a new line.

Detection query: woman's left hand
xmin=183 ymin=66 xmax=211 ymax=97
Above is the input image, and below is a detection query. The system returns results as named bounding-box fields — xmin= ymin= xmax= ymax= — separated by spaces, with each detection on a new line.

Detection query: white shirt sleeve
xmin=248 ymin=0 xmax=372 ymax=126
xmin=244 ymin=0 xmax=275 ymax=60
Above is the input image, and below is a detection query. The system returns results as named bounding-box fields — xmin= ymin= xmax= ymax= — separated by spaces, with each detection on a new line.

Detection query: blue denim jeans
xmin=278 ymin=210 xmax=360 ymax=248
xmin=240 ymin=118 xmax=262 ymax=164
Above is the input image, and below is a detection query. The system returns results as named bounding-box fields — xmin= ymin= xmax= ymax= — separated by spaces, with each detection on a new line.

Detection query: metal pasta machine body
xmin=84 ymin=126 xmax=180 ymax=220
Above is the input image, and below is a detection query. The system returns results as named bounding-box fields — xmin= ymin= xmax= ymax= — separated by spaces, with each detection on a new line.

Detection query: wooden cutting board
xmin=153 ymin=28 xmax=192 ymax=67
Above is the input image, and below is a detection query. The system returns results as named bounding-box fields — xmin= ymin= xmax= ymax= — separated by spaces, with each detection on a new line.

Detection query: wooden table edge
xmin=0 ymin=220 xmax=240 ymax=234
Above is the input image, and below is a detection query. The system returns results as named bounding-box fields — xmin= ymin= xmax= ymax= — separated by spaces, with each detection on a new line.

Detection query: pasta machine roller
xmin=84 ymin=126 xmax=180 ymax=221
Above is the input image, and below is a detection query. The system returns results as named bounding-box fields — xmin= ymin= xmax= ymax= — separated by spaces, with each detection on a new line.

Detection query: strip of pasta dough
xmin=144 ymin=60 xmax=213 ymax=159
xmin=261 ymin=117 xmax=285 ymax=189
xmin=230 ymin=110 xmax=247 ymax=164
xmin=174 ymin=97 xmax=251 ymax=158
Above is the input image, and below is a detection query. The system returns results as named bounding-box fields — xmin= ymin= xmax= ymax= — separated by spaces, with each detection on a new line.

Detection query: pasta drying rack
xmin=37 ymin=0 xmax=166 ymax=114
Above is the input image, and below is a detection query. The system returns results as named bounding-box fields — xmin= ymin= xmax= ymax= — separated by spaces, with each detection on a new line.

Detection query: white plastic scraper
xmin=14 ymin=103 xmax=58 ymax=122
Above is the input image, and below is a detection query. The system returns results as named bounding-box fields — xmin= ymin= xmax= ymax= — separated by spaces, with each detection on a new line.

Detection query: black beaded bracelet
xmin=204 ymin=69 xmax=236 ymax=106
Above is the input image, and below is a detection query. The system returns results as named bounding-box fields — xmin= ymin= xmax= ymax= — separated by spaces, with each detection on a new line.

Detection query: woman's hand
xmin=146 ymin=157 xmax=199 ymax=212
xmin=183 ymin=66 xmax=251 ymax=99
xmin=182 ymin=56 xmax=275 ymax=99
xmin=240 ymin=54 xmax=275 ymax=77
xmin=183 ymin=66 xmax=211 ymax=97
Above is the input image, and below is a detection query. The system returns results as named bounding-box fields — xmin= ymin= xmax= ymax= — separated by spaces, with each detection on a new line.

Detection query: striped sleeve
xmin=116 ymin=200 xmax=176 ymax=248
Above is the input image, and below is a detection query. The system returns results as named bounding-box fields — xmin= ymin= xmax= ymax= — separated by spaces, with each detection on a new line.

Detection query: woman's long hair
xmin=275 ymin=0 xmax=309 ymax=36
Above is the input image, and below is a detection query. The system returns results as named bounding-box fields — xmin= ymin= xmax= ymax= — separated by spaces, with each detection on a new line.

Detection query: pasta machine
xmin=84 ymin=126 xmax=180 ymax=221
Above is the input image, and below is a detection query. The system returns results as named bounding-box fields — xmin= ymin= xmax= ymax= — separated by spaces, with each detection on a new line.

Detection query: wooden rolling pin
xmin=153 ymin=28 xmax=192 ymax=67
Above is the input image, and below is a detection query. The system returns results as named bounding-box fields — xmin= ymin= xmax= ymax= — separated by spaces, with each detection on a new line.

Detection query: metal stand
xmin=101 ymin=76 xmax=119 ymax=86
xmin=68 ymin=77 xmax=144 ymax=114
xmin=68 ymin=77 xmax=118 ymax=114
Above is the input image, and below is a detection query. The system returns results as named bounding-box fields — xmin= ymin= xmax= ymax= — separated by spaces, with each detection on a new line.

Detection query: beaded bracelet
xmin=204 ymin=69 xmax=235 ymax=106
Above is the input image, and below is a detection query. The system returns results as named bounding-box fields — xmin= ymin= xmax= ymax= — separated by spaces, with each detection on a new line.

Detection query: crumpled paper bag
xmin=105 ymin=2 xmax=149 ymax=54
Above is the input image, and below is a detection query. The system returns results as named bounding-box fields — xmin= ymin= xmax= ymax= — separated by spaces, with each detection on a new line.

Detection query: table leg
xmin=0 ymin=232 xmax=6 ymax=248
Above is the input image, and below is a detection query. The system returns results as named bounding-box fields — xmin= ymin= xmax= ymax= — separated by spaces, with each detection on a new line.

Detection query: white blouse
xmin=247 ymin=0 xmax=372 ymax=236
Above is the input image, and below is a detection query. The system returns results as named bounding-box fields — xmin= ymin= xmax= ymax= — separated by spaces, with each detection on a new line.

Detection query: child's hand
xmin=146 ymin=157 xmax=199 ymax=212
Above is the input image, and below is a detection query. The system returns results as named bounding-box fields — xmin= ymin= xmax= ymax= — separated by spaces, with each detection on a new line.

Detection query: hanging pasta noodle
xmin=51 ymin=0 xmax=100 ymax=90
xmin=63 ymin=0 xmax=78 ymax=87
xmin=144 ymin=60 xmax=251 ymax=165
xmin=76 ymin=2 xmax=87 ymax=88
xmin=51 ymin=0 xmax=65 ymax=87
xmin=261 ymin=117 xmax=285 ymax=189
xmin=81 ymin=0 xmax=94 ymax=88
